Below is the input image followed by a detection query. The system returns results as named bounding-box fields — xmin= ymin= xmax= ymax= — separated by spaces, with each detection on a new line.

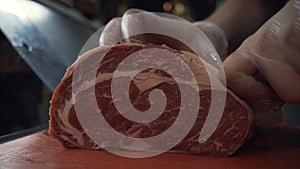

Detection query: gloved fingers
xmin=99 ymin=17 xmax=122 ymax=46
xmin=194 ymin=21 xmax=228 ymax=60
xmin=99 ymin=9 xmax=148 ymax=46
xmin=123 ymin=8 xmax=147 ymax=15
xmin=221 ymin=0 xmax=300 ymax=110
xmin=122 ymin=9 xmax=223 ymax=67
xmin=121 ymin=9 xmax=181 ymax=45
xmin=246 ymin=35 xmax=300 ymax=103
xmin=121 ymin=9 xmax=158 ymax=43
xmin=121 ymin=12 xmax=191 ymax=51
xmin=121 ymin=9 xmax=197 ymax=48
xmin=246 ymin=0 xmax=300 ymax=103
xmin=220 ymin=43 xmax=283 ymax=111
xmin=252 ymin=0 xmax=300 ymax=72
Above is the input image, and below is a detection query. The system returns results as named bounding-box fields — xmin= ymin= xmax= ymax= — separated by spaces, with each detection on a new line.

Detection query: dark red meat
xmin=48 ymin=44 xmax=253 ymax=156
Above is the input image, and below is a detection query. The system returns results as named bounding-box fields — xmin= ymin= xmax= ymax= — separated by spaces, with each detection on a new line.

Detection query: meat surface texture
xmin=48 ymin=44 xmax=253 ymax=156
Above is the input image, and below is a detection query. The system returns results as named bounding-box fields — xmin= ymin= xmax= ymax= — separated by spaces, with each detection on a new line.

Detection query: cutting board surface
xmin=0 ymin=123 xmax=300 ymax=169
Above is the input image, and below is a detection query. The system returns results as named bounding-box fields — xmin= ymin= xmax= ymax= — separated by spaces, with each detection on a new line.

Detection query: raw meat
xmin=48 ymin=44 xmax=253 ymax=156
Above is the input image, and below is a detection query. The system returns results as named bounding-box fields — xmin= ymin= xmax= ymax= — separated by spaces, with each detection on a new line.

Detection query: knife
xmin=0 ymin=0 xmax=95 ymax=92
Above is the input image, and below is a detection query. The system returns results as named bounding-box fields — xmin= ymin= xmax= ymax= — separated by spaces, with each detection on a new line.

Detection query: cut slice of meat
xmin=48 ymin=44 xmax=253 ymax=157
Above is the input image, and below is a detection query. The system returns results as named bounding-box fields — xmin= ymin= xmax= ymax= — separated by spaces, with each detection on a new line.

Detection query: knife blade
xmin=0 ymin=0 xmax=95 ymax=92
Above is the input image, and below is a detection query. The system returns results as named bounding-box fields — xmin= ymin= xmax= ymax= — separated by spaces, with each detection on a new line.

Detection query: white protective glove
xmin=220 ymin=0 xmax=300 ymax=115
xmin=99 ymin=9 xmax=228 ymax=63
xmin=193 ymin=21 xmax=228 ymax=60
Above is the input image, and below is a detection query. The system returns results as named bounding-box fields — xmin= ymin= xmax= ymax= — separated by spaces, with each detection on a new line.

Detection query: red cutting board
xmin=0 ymin=123 xmax=300 ymax=169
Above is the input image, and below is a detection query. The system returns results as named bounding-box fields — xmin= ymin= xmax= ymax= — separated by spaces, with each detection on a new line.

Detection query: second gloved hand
xmin=99 ymin=9 xmax=228 ymax=62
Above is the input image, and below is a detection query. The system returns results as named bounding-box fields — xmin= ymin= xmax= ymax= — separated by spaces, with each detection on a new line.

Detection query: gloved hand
xmin=193 ymin=21 xmax=228 ymax=60
xmin=220 ymin=0 xmax=300 ymax=113
xmin=99 ymin=9 xmax=228 ymax=60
